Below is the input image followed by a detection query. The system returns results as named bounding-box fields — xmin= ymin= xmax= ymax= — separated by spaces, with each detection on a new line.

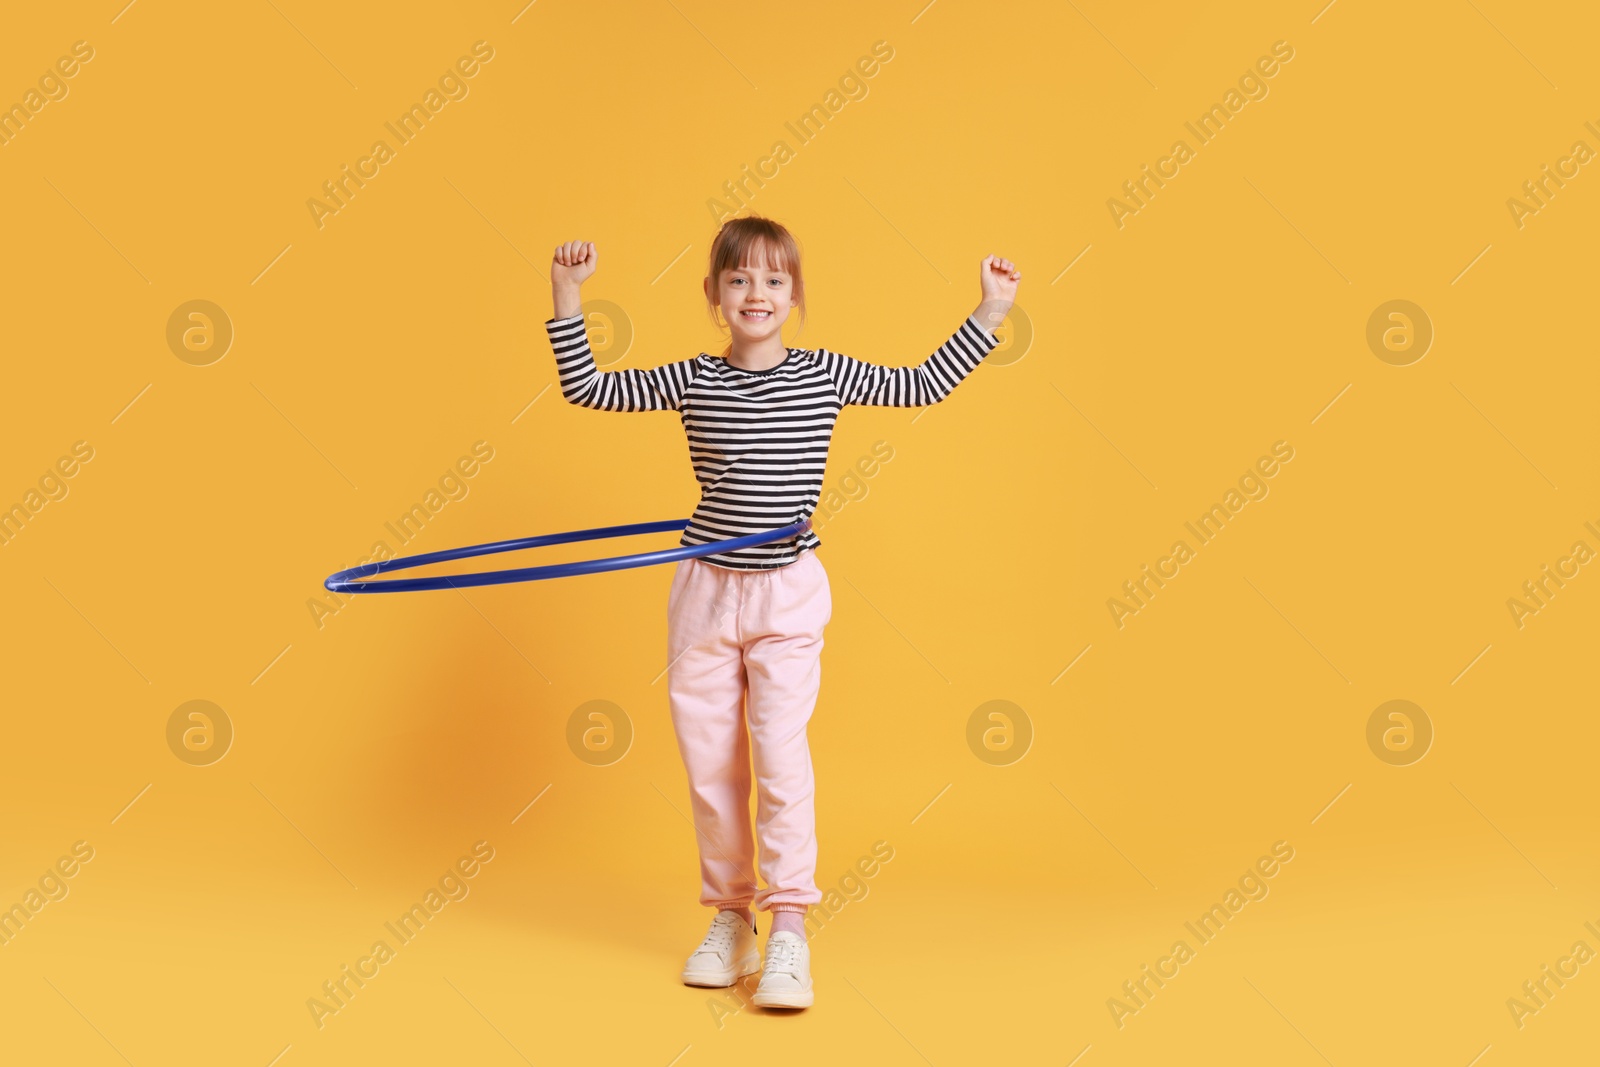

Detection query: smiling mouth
xmin=739 ymin=309 xmax=772 ymax=321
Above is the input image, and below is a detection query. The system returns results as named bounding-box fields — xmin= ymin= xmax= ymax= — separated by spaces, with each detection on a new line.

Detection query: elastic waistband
xmin=693 ymin=547 xmax=814 ymax=574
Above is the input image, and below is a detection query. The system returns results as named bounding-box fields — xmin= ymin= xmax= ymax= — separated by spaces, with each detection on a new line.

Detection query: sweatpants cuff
xmin=766 ymin=903 xmax=811 ymax=914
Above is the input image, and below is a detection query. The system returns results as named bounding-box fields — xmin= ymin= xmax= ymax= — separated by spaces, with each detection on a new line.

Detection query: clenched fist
xmin=979 ymin=254 xmax=1020 ymax=306
xmin=974 ymin=253 xmax=1020 ymax=335
xmin=553 ymin=240 xmax=598 ymax=289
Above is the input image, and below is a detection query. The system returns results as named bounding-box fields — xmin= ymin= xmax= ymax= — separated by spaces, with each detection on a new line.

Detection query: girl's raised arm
xmin=546 ymin=240 xmax=698 ymax=413
xmin=816 ymin=316 xmax=996 ymax=408
xmin=816 ymin=254 xmax=1021 ymax=408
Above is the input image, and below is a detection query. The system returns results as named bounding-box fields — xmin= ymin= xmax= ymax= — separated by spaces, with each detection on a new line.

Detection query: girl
xmin=544 ymin=216 xmax=1019 ymax=1009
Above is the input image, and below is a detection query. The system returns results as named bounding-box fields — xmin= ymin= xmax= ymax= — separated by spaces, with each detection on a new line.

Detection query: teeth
xmin=742 ymin=310 xmax=770 ymax=318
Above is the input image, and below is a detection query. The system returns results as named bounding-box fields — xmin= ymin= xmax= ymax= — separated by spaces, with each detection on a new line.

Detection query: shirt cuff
xmin=967 ymin=313 xmax=1000 ymax=344
xmin=546 ymin=313 xmax=585 ymax=327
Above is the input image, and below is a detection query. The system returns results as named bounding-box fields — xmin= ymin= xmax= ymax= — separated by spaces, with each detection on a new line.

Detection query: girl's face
xmin=708 ymin=253 xmax=795 ymax=344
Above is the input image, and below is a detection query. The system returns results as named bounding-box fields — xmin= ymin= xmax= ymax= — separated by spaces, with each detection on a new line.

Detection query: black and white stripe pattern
xmin=544 ymin=313 xmax=999 ymax=569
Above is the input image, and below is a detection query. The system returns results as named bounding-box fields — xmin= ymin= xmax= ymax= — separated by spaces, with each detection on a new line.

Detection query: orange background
xmin=1 ymin=1 xmax=1596 ymax=1064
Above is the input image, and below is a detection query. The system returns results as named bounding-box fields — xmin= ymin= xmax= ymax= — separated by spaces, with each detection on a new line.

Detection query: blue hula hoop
xmin=323 ymin=516 xmax=813 ymax=594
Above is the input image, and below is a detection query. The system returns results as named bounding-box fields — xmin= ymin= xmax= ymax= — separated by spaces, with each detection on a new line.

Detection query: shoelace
xmin=696 ymin=916 xmax=739 ymax=956
xmin=763 ymin=937 xmax=803 ymax=975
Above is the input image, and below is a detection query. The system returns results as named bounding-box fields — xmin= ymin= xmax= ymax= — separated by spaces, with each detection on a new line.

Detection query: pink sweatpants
xmin=665 ymin=549 xmax=832 ymax=915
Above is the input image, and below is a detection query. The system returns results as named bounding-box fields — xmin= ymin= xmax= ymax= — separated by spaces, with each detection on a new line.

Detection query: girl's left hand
xmin=979 ymin=254 xmax=1021 ymax=306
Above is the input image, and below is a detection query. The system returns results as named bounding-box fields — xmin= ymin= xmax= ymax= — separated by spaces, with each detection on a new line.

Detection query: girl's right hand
xmin=552 ymin=240 xmax=598 ymax=288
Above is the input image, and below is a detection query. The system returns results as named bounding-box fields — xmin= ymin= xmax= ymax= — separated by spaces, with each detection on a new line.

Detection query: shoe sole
xmin=681 ymin=951 xmax=761 ymax=988
xmin=751 ymin=988 xmax=813 ymax=1009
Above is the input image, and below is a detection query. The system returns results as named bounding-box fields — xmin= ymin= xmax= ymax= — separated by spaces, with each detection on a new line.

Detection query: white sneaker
xmin=681 ymin=909 xmax=761 ymax=987
xmin=752 ymin=930 xmax=813 ymax=1008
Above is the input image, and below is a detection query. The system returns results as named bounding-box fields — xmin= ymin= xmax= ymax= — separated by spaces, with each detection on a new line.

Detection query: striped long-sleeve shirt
xmin=543 ymin=312 xmax=1000 ymax=569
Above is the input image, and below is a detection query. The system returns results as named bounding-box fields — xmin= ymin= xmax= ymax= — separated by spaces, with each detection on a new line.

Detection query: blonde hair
xmin=705 ymin=215 xmax=807 ymax=357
